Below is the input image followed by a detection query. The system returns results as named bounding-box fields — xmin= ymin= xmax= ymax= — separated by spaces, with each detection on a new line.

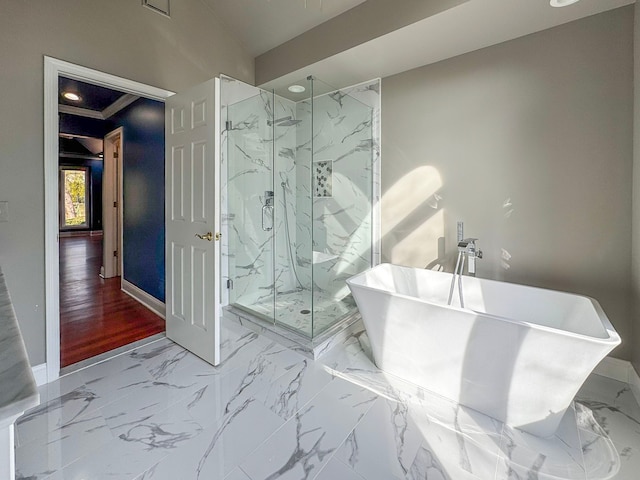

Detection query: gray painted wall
xmin=0 ymin=0 xmax=254 ymax=366
xmin=255 ymin=0 xmax=465 ymax=85
xmin=381 ymin=7 xmax=634 ymax=360
xmin=632 ymin=4 xmax=640 ymax=374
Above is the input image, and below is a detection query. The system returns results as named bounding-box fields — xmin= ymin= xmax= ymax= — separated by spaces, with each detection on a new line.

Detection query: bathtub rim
xmin=346 ymin=263 xmax=621 ymax=347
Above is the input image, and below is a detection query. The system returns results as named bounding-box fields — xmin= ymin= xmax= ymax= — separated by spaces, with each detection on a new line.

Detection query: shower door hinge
xmin=226 ymin=279 xmax=234 ymax=289
xmin=226 ymin=120 xmax=232 ymax=131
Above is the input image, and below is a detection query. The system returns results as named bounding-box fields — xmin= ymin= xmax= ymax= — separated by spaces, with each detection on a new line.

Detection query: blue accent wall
xmin=108 ymin=98 xmax=165 ymax=302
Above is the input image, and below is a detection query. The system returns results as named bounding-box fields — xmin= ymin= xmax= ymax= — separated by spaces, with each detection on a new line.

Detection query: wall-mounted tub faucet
xmin=448 ymin=237 xmax=483 ymax=307
xmin=458 ymin=238 xmax=483 ymax=276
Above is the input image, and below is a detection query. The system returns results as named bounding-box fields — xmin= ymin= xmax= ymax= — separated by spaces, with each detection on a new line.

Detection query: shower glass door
xmin=223 ymin=77 xmax=275 ymax=323
xmin=272 ymin=77 xmax=314 ymax=337
xmin=310 ymin=79 xmax=374 ymax=337
xmin=222 ymin=74 xmax=376 ymax=340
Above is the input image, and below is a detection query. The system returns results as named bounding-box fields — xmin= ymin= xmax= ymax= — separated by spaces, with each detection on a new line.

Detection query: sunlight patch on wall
xmin=382 ymin=165 xmax=442 ymax=236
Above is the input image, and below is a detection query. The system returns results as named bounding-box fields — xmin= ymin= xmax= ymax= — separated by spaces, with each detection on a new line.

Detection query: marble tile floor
xmin=14 ymin=319 xmax=640 ymax=480
xmin=234 ymin=289 xmax=355 ymax=337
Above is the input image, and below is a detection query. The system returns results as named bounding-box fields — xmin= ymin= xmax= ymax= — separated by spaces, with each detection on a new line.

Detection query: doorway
xmin=57 ymin=76 xmax=166 ymax=369
xmin=45 ymin=57 xmax=174 ymax=379
xmin=102 ymin=128 xmax=122 ymax=279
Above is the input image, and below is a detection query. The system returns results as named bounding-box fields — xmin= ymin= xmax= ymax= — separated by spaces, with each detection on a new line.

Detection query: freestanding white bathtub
xmin=346 ymin=263 xmax=621 ymax=437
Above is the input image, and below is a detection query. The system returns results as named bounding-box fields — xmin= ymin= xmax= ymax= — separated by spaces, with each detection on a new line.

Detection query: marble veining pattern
xmin=15 ymin=319 xmax=636 ymax=480
xmin=0 ymin=267 xmax=39 ymax=422
xmin=220 ymin=76 xmax=380 ymax=339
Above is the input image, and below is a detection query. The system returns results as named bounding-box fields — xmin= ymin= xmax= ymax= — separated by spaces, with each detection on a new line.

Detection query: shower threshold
xmin=223 ymin=304 xmax=364 ymax=360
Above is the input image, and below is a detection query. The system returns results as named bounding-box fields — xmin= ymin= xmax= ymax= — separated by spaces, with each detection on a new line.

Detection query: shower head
xmin=267 ymin=116 xmax=302 ymax=127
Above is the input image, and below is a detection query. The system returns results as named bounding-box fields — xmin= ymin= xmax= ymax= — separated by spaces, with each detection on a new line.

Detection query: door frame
xmin=102 ymin=127 xmax=124 ymax=279
xmin=44 ymin=56 xmax=173 ymax=382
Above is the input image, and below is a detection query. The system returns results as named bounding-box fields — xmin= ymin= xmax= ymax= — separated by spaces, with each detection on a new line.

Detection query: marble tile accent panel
xmin=313 ymin=160 xmax=333 ymax=197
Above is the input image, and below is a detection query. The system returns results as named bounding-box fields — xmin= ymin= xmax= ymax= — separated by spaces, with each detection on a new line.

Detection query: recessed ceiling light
xmin=62 ymin=92 xmax=81 ymax=101
xmin=288 ymin=85 xmax=306 ymax=93
xmin=550 ymin=0 xmax=580 ymax=7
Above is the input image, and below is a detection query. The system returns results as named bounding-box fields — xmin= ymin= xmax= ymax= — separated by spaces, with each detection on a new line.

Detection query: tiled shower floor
xmin=15 ymin=319 xmax=640 ymax=480
xmin=234 ymin=289 xmax=355 ymax=337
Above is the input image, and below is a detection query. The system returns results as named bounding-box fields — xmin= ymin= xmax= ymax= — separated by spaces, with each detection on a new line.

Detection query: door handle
xmin=262 ymin=205 xmax=273 ymax=232
xmin=195 ymin=232 xmax=222 ymax=242
xmin=195 ymin=232 xmax=213 ymax=242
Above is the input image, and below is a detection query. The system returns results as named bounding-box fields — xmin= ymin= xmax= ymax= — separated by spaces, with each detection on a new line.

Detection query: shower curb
xmin=223 ymin=306 xmax=364 ymax=360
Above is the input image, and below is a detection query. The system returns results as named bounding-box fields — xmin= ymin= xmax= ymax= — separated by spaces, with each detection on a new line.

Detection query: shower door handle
xmin=262 ymin=205 xmax=273 ymax=232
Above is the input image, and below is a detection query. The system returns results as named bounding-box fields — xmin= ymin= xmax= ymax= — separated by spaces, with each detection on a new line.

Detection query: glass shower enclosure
xmin=220 ymin=74 xmax=374 ymax=339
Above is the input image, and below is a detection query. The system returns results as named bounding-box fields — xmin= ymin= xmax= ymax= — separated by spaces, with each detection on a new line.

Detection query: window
xmin=60 ymin=167 xmax=89 ymax=229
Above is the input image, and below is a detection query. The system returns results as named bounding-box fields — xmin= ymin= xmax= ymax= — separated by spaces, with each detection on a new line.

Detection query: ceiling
xmin=59 ymin=77 xmax=125 ymax=111
xmin=203 ymin=0 xmax=367 ymax=56
xmin=58 ymin=77 xmax=140 ymax=120
xmin=262 ymin=0 xmax=635 ymax=94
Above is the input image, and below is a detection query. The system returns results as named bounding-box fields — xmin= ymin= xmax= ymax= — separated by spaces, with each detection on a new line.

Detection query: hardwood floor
xmin=59 ymin=235 xmax=165 ymax=367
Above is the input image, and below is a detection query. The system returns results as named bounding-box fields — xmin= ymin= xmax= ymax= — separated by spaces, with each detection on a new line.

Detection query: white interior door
xmin=102 ymin=128 xmax=123 ymax=279
xmin=165 ymin=78 xmax=221 ymax=365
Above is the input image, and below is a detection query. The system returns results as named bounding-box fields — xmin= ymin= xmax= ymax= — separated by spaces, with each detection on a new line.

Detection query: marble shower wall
xmin=221 ymin=76 xmax=300 ymax=309
xmin=306 ymin=79 xmax=381 ymax=306
xmin=221 ymin=76 xmax=381 ymax=338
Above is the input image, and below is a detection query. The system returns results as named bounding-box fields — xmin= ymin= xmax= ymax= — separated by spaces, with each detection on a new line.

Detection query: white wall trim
xmin=44 ymin=56 xmax=173 ymax=383
xmin=31 ymin=364 xmax=48 ymax=387
xmin=122 ymin=279 xmax=166 ymax=319
xmin=58 ymin=104 xmax=104 ymax=119
xmin=59 ymin=93 xmax=140 ymax=121
xmin=102 ymin=94 xmax=140 ymax=119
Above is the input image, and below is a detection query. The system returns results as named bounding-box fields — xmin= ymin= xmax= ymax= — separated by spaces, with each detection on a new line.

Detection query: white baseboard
xmin=121 ymin=279 xmax=166 ymax=319
xmin=31 ymin=364 xmax=48 ymax=386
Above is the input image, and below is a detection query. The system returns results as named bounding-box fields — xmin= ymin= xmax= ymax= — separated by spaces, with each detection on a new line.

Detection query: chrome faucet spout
xmin=453 ymin=238 xmax=483 ymax=279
